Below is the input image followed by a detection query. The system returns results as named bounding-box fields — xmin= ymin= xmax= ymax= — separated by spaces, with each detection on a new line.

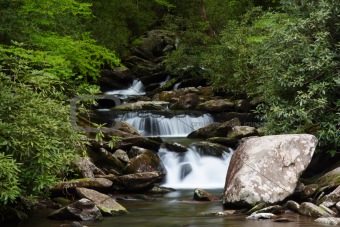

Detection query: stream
xmin=7 ymin=81 xmax=328 ymax=227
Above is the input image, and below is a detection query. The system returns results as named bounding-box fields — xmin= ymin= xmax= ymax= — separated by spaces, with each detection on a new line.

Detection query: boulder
xmin=193 ymin=188 xmax=220 ymax=201
xmin=253 ymin=205 xmax=284 ymax=215
xmin=226 ymin=126 xmax=258 ymax=141
xmin=302 ymin=184 xmax=318 ymax=198
xmin=128 ymin=146 xmax=153 ymax=158
xmin=124 ymin=150 xmax=165 ymax=174
xmin=76 ymin=188 xmax=128 ymax=216
xmin=336 ymin=202 xmax=340 ymax=212
xmin=98 ymin=148 xmax=126 ymax=172
xmin=187 ymin=123 xmax=221 ymax=139
xmin=162 ymin=142 xmax=188 ymax=153
xmin=48 ymin=198 xmax=102 ymax=221
xmin=223 ymin=134 xmax=317 ymax=208
xmin=116 ymin=136 xmax=163 ymax=151
xmin=113 ymin=149 xmax=130 ymax=164
xmin=234 ymin=100 xmax=251 ymax=112
xmin=190 ymin=142 xmax=232 ymax=157
xmin=212 ymin=118 xmax=241 ymax=137
xmin=111 ymin=171 xmax=164 ymax=191
xmin=197 ymin=99 xmax=234 ymax=112
xmin=299 ymin=202 xmax=332 ymax=217
xmin=172 ymin=93 xmax=199 ymax=110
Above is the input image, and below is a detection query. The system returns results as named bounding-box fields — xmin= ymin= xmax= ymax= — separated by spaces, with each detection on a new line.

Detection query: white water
xmin=159 ymin=146 xmax=233 ymax=189
xmin=105 ymin=79 xmax=145 ymax=96
xmin=160 ymin=75 xmax=171 ymax=86
xmin=173 ymin=82 xmax=181 ymax=90
xmin=116 ymin=112 xmax=214 ymax=137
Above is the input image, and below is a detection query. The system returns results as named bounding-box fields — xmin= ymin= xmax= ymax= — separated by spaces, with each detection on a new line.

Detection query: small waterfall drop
xmin=116 ymin=112 xmax=214 ymax=137
xmin=105 ymin=80 xmax=145 ymax=96
xmin=159 ymin=145 xmax=233 ymax=189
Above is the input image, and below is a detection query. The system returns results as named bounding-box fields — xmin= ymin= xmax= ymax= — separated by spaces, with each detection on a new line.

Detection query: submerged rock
xmin=76 ymin=188 xmax=128 ymax=216
xmin=223 ymin=134 xmax=317 ymax=208
xmin=246 ymin=213 xmax=276 ymax=220
xmin=314 ymin=217 xmax=340 ymax=225
xmin=193 ymin=188 xmax=220 ymax=201
xmin=48 ymin=198 xmax=102 ymax=221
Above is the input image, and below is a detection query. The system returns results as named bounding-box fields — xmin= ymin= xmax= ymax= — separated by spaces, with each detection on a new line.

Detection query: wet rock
xmin=128 ymin=146 xmax=153 ymax=158
xmin=48 ymin=198 xmax=102 ymax=221
xmin=104 ymin=121 xmax=141 ymax=139
xmin=197 ymin=99 xmax=235 ymax=112
xmin=318 ymin=185 xmax=340 ymax=207
xmin=71 ymin=221 xmax=84 ymax=227
xmin=112 ymin=101 xmax=169 ymax=111
xmin=285 ymin=200 xmax=300 ymax=213
xmin=162 ymin=142 xmax=188 ymax=153
xmin=76 ymin=188 xmax=128 ymax=216
xmin=50 ymin=178 xmax=113 ymax=195
xmin=124 ymin=150 xmax=165 ymax=174
xmin=193 ymin=188 xmax=220 ymax=201
xmin=273 ymin=218 xmax=293 ymax=222
xmin=111 ymin=171 xmax=164 ymax=191
xmin=190 ymin=142 xmax=232 ymax=157
xmin=246 ymin=203 xmax=267 ymax=214
xmin=116 ymin=136 xmax=163 ymax=151
xmin=223 ymin=134 xmax=317 ymax=208
xmin=299 ymin=202 xmax=331 ymax=217
xmin=314 ymin=217 xmax=340 ymax=225
xmin=246 ymin=213 xmax=276 ymax=220
xmin=187 ymin=123 xmax=221 ymax=139
xmin=319 ymin=204 xmax=337 ymax=216
xmin=180 ymin=163 xmax=192 ymax=180
xmin=99 ymin=69 xmax=131 ymax=91
xmin=98 ymin=148 xmax=126 ymax=172
xmin=253 ymin=205 xmax=285 ymax=215
xmin=74 ymin=157 xmax=105 ymax=178
xmin=212 ymin=118 xmax=241 ymax=137
xmin=148 ymin=186 xmax=176 ymax=194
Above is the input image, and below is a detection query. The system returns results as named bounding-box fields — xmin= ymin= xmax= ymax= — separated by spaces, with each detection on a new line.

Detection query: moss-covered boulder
xmin=124 ymin=149 xmax=165 ymax=174
xmin=298 ymin=202 xmax=332 ymax=217
xmin=193 ymin=188 xmax=220 ymax=201
xmin=76 ymin=188 xmax=128 ymax=216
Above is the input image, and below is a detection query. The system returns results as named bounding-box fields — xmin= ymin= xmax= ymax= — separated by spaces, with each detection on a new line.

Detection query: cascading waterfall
xmin=115 ymin=112 xmax=214 ymax=137
xmin=105 ymin=79 xmax=145 ymax=96
xmin=159 ymin=145 xmax=233 ymax=189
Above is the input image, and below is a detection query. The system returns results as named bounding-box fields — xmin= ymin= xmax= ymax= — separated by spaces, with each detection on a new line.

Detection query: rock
xmin=212 ymin=118 xmax=241 ymax=137
xmin=197 ymin=99 xmax=235 ymax=112
xmin=302 ymin=184 xmax=318 ymax=198
xmin=50 ymin=178 xmax=113 ymax=195
xmin=193 ymin=188 xmax=220 ymax=201
xmin=319 ymin=204 xmax=337 ymax=216
xmin=71 ymin=221 xmax=83 ymax=227
xmin=111 ymin=171 xmax=164 ymax=191
xmin=128 ymin=146 xmax=153 ymax=158
xmin=190 ymin=142 xmax=232 ymax=157
xmin=318 ymin=185 xmax=340 ymax=207
xmin=162 ymin=142 xmax=188 ymax=153
xmin=246 ymin=213 xmax=276 ymax=220
xmin=299 ymin=202 xmax=332 ymax=217
xmin=116 ymin=136 xmax=163 ymax=151
xmin=98 ymin=148 xmax=126 ymax=172
xmin=226 ymin=126 xmax=258 ymax=141
xmin=155 ymin=87 xmax=200 ymax=102
xmin=223 ymin=134 xmax=317 ymax=208
xmin=316 ymin=167 xmax=340 ymax=193
xmin=113 ymin=149 xmax=129 ymax=163
xmin=253 ymin=205 xmax=284 ymax=215
xmin=112 ymin=101 xmax=169 ymax=111
xmin=285 ymin=200 xmax=300 ymax=213
xmin=187 ymin=123 xmax=221 ymax=139
xmin=48 ymin=198 xmax=102 ymax=221
xmin=214 ymin=112 xmax=256 ymax=125
xmin=246 ymin=203 xmax=267 ymax=214
xmin=76 ymin=188 xmax=128 ymax=216
xmin=273 ymin=218 xmax=293 ymax=222
xmin=124 ymin=150 xmax=165 ymax=174
xmin=148 ymin=186 xmax=176 ymax=194
xmin=74 ymin=157 xmax=105 ymax=178
xmin=314 ymin=217 xmax=340 ymax=225
xmin=172 ymin=93 xmax=199 ymax=110
xmin=99 ymin=69 xmax=131 ymax=91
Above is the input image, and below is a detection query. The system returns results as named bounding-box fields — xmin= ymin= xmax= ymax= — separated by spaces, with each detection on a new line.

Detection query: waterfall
xmin=159 ymin=145 xmax=233 ymax=189
xmin=115 ymin=112 xmax=214 ymax=137
xmin=105 ymin=80 xmax=145 ymax=96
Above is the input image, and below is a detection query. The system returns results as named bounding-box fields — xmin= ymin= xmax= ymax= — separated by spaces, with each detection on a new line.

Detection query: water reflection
xmin=8 ymin=190 xmax=329 ymax=227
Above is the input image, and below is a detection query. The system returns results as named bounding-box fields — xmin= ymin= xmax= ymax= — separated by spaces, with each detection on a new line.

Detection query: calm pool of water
xmin=6 ymin=190 xmax=327 ymax=227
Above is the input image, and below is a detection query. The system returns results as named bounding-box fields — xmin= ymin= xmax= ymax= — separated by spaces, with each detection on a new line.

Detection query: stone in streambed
xmin=285 ymin=200 xmax=300 ymax=213
xmin=223 ymin=134 xmax=317 ymax=208
xmin=193 ymin=188 xmax=220 ymax=201
xmin=253 ymin=205 xmax=284 ymax=215
xmin=124 ymin=149 xmax=165 ymax=174
xmin=246 ymin=213 xmax=276 ymax=220
xmin=76 ymin=188 xmax=128 ymax=216
xmin=299 ymin=202 xmax=332 ymax=217
xmin=314 ymin=217 xmax=340 ymax=225
xmin=48 ymin=198 xmax=102 ymax=221
xmin=111 ymin=171 xmax=164 ymax=191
